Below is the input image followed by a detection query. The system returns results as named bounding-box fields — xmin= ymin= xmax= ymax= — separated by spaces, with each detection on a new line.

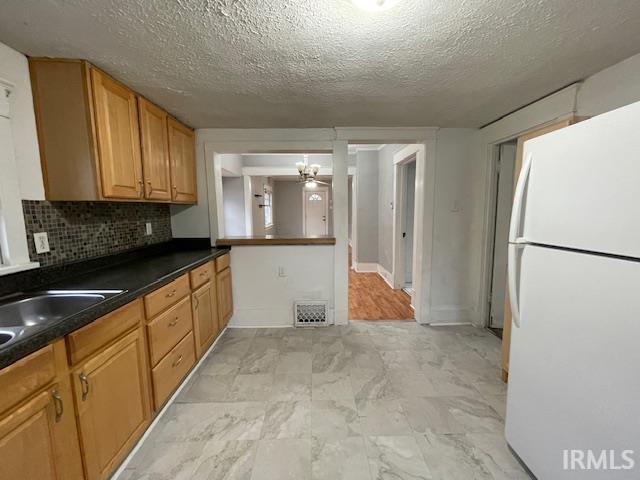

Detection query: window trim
xmin=263 ymin=186 xmax=273 ymax=228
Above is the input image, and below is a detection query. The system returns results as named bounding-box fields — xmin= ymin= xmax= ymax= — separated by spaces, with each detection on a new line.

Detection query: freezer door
xmin=520 ymin=101 xmax=640 ymax=259
xmin=506 ymin=245 xmax=640 ymax=479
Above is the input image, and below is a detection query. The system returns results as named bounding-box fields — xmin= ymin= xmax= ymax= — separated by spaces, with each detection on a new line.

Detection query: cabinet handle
xmin=147 ymin=180 xmax=153 ymax=195
xmin=172 ymin=355 xmax=183 ymax=368
xmin=168 ymin=317 xmax=179 ymax=327
xmin=52 ymin=390 xmax=64 ymax=422
xmin=79 ymin=373 xmax=90 ymax=401
xmin=194 ymin=296 xmax=199 ymax=309
xmin=138 ymin=180 xmax=144 ymax=198
xmin=199 ymin=271 xmax=207 ymax=277
xmin=165 ymin=289 xmax=177 ymax=298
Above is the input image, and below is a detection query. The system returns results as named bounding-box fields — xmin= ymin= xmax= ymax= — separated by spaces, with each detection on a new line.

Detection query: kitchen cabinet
xmin=192 ymin=281 xmax=219 ymax=357
xmin=72 ymin=306 xmax=151 ymax=480
xmin=168 ymin=117 xmax=197 ymax=203
xmin=29 ymin=58 xmax=196 ymax=204
xmin=0 ymin=342 xmax=84 ymax=480
xmin=216 ymin=265 xmax=233 ymax=328
xmin=138 ymin=97 xmax=171 ymax=201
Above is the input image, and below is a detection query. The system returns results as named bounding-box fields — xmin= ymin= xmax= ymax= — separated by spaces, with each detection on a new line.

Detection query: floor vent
xmin=294 ymin=301 xmax=328 ymax=327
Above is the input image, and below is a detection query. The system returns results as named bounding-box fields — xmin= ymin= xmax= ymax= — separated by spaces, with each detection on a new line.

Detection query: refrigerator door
xmin=506 ymin=244 xmax=640 ymax=479
xmin=520 ymin=101 xmax=640 ymax=259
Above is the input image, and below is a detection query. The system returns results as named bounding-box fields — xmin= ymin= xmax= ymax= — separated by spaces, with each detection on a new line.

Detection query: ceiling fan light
xmin=307 ymin=180 xmax=318 ymax=189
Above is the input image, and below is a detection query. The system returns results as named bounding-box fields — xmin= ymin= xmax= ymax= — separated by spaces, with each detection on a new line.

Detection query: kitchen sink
xmin=0 ymin=290 xmax=124 ymax=347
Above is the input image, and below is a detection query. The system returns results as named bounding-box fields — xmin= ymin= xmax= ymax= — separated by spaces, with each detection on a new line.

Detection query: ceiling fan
xmin=296 ymin=155 xmax=330 ymax=188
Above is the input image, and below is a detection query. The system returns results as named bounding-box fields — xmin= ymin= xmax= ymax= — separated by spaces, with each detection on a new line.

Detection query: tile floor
xmin=119 ymin=322 xmax=531 ymax=480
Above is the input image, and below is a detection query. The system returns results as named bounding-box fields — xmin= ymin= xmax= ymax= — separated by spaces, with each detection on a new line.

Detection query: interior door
xmin=488 ymin=144 xmax=516 ymax=328
xmin=304 ymin=188 xmax=328 ymax=236
xmin=91 ymin=68 xmax=143 ymax=199
xmin=506 ymin=244 xmax=640 ymax=479
xmin=403 ymin=161 xmax=416 ymax=287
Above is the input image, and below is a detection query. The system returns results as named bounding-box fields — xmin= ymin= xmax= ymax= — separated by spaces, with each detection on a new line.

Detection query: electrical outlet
xmin=33 ymin=232 xmax=50 ymax=254
xmin=145 ymin=222 xmax=152 ymax=236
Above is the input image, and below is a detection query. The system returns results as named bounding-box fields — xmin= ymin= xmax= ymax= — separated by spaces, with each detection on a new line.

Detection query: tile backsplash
xmin=22 ymin=201 xmax=172 ymax=267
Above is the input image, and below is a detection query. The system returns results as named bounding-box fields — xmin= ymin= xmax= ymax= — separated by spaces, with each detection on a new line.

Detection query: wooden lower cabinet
xmin=73 ymin=328 xmax=151 ymax=480
xmin=192 ymin=281 xmax=219 ymax=357
xmin=0 ymin=341 xmax=83 ymax=480
xmin=216 ymin=267 xmax=233 ymax=328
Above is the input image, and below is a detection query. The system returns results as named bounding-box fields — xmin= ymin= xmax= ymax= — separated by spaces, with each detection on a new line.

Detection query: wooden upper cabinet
xmin=29 ymin=58 xmax=195 ymax=203
xmin=168 ymin=117 xmax=197 ymax=203
xmin=138 ymin=97 xmax=171 ymax=201
xmin=91 ymin=68 xmax=143 ymax=199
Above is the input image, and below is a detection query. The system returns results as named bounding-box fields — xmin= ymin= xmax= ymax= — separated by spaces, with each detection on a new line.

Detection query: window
xmin=263 ymin=187 xmax=273 ymax=228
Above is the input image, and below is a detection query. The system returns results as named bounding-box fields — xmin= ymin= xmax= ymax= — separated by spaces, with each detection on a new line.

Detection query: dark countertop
xmin=0 ymin=241 xmax=229 ymax=369
xmin=217 ymin=235 xmax=336 ymax=246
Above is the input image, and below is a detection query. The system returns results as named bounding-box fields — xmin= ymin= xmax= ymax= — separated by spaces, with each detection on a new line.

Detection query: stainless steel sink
xmin=0 ymin=290 xmax=124 ymax=347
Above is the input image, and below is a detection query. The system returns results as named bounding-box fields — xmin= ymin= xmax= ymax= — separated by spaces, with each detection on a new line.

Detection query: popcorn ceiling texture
xmin=22 ymin=201 xmax=172 ymax=267
xmin=1 ymin=0 xmax=640 ymax=128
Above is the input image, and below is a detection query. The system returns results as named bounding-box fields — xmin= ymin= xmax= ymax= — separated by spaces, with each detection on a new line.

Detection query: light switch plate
xmin=145 ymin=222 xmax=152 ymax=236
xmin=33 ymin=232 xmax=50 ymax=254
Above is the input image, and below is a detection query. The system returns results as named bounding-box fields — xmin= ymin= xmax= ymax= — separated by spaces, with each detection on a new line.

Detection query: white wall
xmin=0 ymin=42 xmax=44 ymax=200
xmin=577 ymin=53 xmax=640 ymax=117
xmin=222 ymin=177 xmax=246 ymax=235
xmin=355 ymin=150 xmax=379 ymax=264
xmin=228 ymin=245 xmax=335 ymax=327
xmin=221 ymin=153 xmax=243 ymax=176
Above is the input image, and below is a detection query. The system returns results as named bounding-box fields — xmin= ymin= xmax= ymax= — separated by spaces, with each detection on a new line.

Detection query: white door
xmin=489 ymin=144 xmax=516 ymax=328
xmin=521 ymin=100 xmax=640 ymax=258
xmin=403 ymin=161 xmax=416 ymax=287
xmin=506 ymin=244 xmax=640 ymax=479
xmin=304 ymin=188 xmax=328 ymax=236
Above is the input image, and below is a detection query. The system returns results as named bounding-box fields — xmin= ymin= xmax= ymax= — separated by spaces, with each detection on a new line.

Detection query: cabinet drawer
xmin=190 ymin=261 xmax=214 ymax=290
xmin=147 ymin=296 xmax=193 ymax=366
xmin=151 ymin=332 xmax=195 ymax=409
xmin=144 ymin=274 xmax=190 ymax=319
xmin=215 ymin=253 xmax=230 ymax=273
xmin=67 ymin=300 xmax=143 ymax=365
xmin=0 ymin=345 xmax=56 ymax=415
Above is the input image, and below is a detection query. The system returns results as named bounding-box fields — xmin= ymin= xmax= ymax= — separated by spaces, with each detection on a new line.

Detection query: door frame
xmin=302 ymin=186 xmax=329 ymax=236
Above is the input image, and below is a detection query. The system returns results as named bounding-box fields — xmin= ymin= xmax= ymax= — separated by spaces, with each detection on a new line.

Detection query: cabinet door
xmin=73 ymin=328 xmax=151 ymax=480
xmin=0 ymin=387 xmax=73 ymax=480
xmin=91 ymin=68 xmax=143 ymax=199
xmin=138 ymin=97 xmax=171 ymax=201
xmin=192 ymin=281 xmax=219 ymax=357
xmin=167 ymin=117 xmax=197 ymax=203
xmin=216 ymin=268 xmax=233 ymax=328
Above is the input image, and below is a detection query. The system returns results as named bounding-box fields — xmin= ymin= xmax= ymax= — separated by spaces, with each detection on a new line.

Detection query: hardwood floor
xmin=348 ymin=249 xmax=414 ymax=320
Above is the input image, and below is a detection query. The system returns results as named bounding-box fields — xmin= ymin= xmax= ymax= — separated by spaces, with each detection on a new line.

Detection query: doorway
xmin=303 ymin=186 xmax=329 ymax=236
xmin=487 ymin=141 xmax=517 ymax=337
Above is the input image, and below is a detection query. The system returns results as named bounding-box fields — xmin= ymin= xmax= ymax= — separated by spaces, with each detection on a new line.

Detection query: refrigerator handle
xmin=509 ymin=152 xmax=533 ymax=242
xmin=508 ymin=242 xmax=524 ymax=328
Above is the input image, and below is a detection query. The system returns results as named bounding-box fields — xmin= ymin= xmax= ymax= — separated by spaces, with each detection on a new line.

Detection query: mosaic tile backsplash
xmin=22 ymin=201 xmax=172 ymax=267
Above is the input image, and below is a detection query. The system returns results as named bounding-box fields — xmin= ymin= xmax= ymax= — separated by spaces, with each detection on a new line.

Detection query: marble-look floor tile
xmin=227 ymin=374 xmax=274 ymax=401
xmin=356 ymin=398 xmax=412 ymax=436
xmin=350 ymin=367 xmax=398 ymax=401
xmin=158 ymin=402 xmax=265 ymax=442
xmin=311 ymin=398 xmax=361 ymax=439
xmin=199 ymin=352 xmax=242 ymax=375
xmin=467 ymin=433 xmax=530 ymax=479
xmin=191 ymin=440 xmax=257 ymax=480
xmin=238 ymin=344 xmax=280 ymax=374
xmin=388 ymin=369 xmax=436 ymax=397
xmin=380 ymin=351 xmax=421 ymax=371
xmin=276 ymin=351 xmax=312 ymax=373
xmin=444 ymin=396 xmax=504 ymax=433
xmin=312 ymin=371 xmax=354 ymax=399
xmin=176 ymin=374 xmax=235 ymax=403
xmin=401 ymin=397 xmax=465 ymax=434
xmin=415 ymin=432 xmax=492 ymax=480
xmin=254 ymin=327 xmax=289 ymax=337
xmin=222 ymin=328 xmax=258 ymax=339
xmin=282 ymin=334 xmax=313 ymax=352
xmin=250 ymin=438 xmax=312 ymax=480
xmin=481 ymin=394 xmax=507 ymax=419
xmin=364 ymin=435 xmax=432 ymax=480
xmin=126 ymin=440 xmax=205 ymax=480
xmin=270 ymin=373 xmax=312 ymax=401
xmin=261 ymin=401 xmax=311 ymax=439
xmin=312 ymin=436 xmax=372 ymax=480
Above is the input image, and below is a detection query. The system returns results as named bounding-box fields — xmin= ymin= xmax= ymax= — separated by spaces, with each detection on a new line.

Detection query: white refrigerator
xmin=505 ymin=101 xmax=640 ymax=479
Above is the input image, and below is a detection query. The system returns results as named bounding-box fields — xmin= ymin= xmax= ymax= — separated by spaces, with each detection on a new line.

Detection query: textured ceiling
xmin=1 ymin=0 xmax=640 ymax=128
